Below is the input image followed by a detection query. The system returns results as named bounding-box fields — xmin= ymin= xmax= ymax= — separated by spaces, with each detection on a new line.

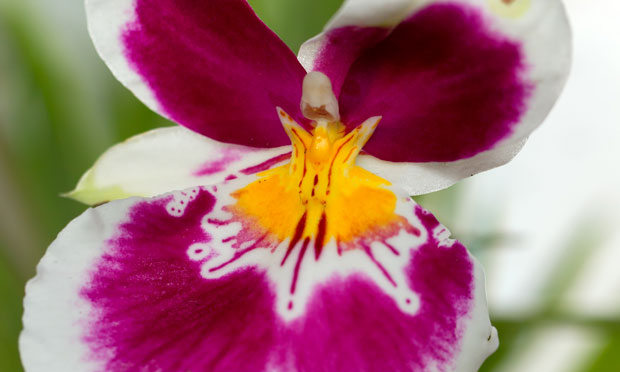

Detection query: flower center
xmin=229 ymin=73 xmax=404 ymax=260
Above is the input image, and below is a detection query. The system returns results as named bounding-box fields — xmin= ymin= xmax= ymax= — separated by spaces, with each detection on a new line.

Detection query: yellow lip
xmin=229 ymin=109 xmax=405 ymax=257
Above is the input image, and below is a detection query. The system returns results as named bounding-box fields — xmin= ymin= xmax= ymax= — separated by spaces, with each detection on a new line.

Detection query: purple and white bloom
xmin=20 ymin=0 xmax=571 ymax=371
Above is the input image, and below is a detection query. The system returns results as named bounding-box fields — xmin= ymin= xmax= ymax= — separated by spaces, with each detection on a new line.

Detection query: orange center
xmin=229 ymin=108 xmax=404 ymax=256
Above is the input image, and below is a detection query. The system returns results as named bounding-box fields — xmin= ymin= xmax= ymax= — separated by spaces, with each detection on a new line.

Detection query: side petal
xmin=86 ymin=0 xmax=308 ymax=147
xmin=300 ymin=0 xmax=571 ymax=172
xmin=22 ymin=180 xmax=496 ymax=371
xmin=358 ymin=138 xmax=526 ymax=195
xmin=66 ymin=126 xmax=290 ymax=206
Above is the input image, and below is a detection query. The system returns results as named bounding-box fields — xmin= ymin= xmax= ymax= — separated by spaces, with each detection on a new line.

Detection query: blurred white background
xmin=449 ymin=1 xmax=620 ymax=370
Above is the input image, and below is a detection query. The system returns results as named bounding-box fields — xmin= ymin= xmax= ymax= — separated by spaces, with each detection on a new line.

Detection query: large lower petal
xmin=21 ymin=179 xmax=497 ymax=371
xmin=300 ymin=0 xmax=571 ymax=165
xmin=86 ymin=0 xmax=308 ymax=147
xmin=66 ymin=126 xmax=291 ymax=206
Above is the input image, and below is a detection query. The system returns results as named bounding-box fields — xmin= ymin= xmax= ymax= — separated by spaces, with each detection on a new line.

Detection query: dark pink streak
xmin=384 ymin=241 xmax=400 ymax=256
xmin=290 ymin=237 xmax=310 ymax=294
xmin=240 ymin=152 xmax=291 ymax=175
xmin=209 ymin=234 xmax=267 ymax=273
xmin=362 ymin=242 xmax=397 ymax=287
xmin=207 ymin=218 xmax=229 ymax=226
xmin=123 ymin=0 xmax=309 ymax=148
xmin=314 ymin=212 xmax=327 ymax=260
xmin=339 ymin=3 xmax=531 ymax=162
xmin=281 ymin=212 xmax=307 ymax=266
xmin=81 ymin=190 xmax=277 ymax=371
xmin=194 ymin=150 xmax=242 ymax=176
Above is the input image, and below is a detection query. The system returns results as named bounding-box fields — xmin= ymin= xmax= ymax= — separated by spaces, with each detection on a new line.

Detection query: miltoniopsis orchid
xmin=20 ymin=0 xmax=571 ymax=371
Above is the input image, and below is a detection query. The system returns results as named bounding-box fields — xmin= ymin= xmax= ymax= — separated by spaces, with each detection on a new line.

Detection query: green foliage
xmin=0 ymin=247 xmax=24 ymax=372
xmin=249 ymin=0 xmax=342 ymax=52
xmin=588 ymin=331 xmax=620 ymax=372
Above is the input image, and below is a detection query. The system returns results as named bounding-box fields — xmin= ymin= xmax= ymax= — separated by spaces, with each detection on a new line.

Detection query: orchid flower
xmin=20 ymin=0 xmax=571 ymax=371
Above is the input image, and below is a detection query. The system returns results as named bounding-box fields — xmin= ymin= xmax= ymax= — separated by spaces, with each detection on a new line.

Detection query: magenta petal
xmin=82 ymin=190 xmax=277 ymax=370
xmin=337 ymin=3 xmax=531 ymax=162
xmin=72 ymin=185 xmax=493 ymax=371
xmin=309 ymin=26 xmax=389 ymax=97
xmin=123 ymin=0 xmax=308 ymax=147
xmin=279 ymin=210 xmax=474 ymax=371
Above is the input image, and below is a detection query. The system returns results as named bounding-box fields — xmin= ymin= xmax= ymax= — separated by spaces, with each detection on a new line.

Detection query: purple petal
xmin=20 ymin=182 xmax=495 ymax=371
xmin=337 ymin=3 xmax=532 ymax=162
xmin=87 ymin=0 xmax=309 ymax=147
xmin=299 ymin=0 xmax=571 ymax=192
xmin=303 ymin=26 xmax=389 ymax=97
xmin=279 ymin=208 xmax=479 ymax=371
xmin=82 ymin=190 xmax=277 ymax=370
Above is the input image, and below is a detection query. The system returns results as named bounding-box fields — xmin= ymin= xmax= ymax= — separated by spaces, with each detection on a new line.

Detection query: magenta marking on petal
xmin=415 ymin=204 xmax=442 ymax=231
xmin=314 ymin=212 xmax=327 ymax=260
xmin=122 ymin=0 xmax=309 ymax=147
xmin=290 ymin=237 xmax=310 ymax=294
xmin=280 ymin=212 xmax=307 ymax=266
xmin=362 ymin=242 xmax=398 ymax=287
xmin=339 ymin=3 xmax=532 ymax=162
xmin=279 ymin=245 xmax=473 ymax=372
xmin=239 ymin=152 xmax=291 ymax=175
xmin=81 ymin=190 xmax=278 ymax=371
xmin=208 ymin=233 xmax=267 ymax=273
xmin=81 ymin=193 xmax=474 ymax=370
xmin=193 ymin=150 xmax=242 ymax=176
xmin=206 ymin=218 xmax=229 ymax=226
xmin=384 ymin=241 xmax=400 ymax=256
xmin=279 ymin=206 xmax=474 ymax=371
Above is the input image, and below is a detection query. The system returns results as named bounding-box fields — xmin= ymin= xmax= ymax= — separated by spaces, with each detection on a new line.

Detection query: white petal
xmin=22 ymin=179 xmax=496 ymax=371
xmin=66 ymin=126 xmax=289 ymax=205
xmin=359 ymin=138 xmax=526 ymax=196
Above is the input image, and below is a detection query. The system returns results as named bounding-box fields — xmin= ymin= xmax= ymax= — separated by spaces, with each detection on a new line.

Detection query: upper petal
xmin=86 ymin=0 xmax=308 ymax=147
xmin=298 ymin=0 xmax=413 ymax=93
xmin=300 ymin=0 xmax=571 ymax=191
xmin=21 ymin=179 xmax=496 ymax=371
xmin=66 ymin=126 xmax=290 ymax=206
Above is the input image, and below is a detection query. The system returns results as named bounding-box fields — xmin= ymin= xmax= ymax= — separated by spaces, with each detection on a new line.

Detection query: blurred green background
xmin=1 ymin=0 xmax=619 ymax=371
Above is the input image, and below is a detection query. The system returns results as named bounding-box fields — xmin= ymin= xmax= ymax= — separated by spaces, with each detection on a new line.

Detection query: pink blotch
xmin=81 ymin=195 xmax=474 ymax=371
xmin=194 ymin=149 xmax=243 ymax=176
xmin=338 ymin=3 xmax=532 ymax=162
